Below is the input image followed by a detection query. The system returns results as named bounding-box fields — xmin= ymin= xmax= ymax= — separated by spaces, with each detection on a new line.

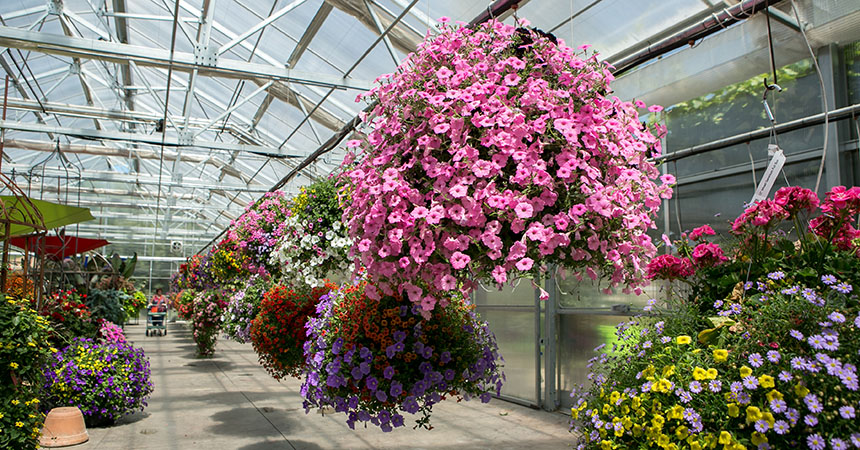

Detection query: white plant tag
xmin=751 ymin=147 xmax=786 ymax=204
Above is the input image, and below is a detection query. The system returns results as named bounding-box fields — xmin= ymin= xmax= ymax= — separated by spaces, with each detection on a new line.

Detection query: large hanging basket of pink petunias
xmin=340 ymin=18 xmax=674 ymax=314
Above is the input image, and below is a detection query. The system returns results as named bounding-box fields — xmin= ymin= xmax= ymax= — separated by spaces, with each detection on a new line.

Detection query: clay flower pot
xmin=40 ymin=406 xmax=89 ymax=448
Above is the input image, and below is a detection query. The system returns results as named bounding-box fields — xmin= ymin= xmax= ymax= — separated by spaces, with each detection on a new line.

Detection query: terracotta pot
xmin=39 ymin=407 xmax=89 ymax=448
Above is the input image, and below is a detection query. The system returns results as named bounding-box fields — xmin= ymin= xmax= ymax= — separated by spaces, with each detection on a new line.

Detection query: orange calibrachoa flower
xmin=302 ymin=282 xmax=503 ymax=431
xmin=250 ymin=282 xmax=336 ymax=379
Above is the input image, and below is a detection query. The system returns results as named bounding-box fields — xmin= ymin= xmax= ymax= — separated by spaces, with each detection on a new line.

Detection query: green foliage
xmin=86 ymin=289 xmax=129 ymax=325
xmin=0 ymin=297 xmax=54 ymax=450
xmin=0 ymin=389 xmax=44 ymax=450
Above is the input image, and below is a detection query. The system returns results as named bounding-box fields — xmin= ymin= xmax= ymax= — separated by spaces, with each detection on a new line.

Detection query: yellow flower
xmin=9 ymin=362 xmax=18 ymax=369
xmin=766 ymin=390 xmax=783 ymax=402
xmin=718 ymin=431 xmax=732 ymax=445
xmin=662 ymin=365 xmax=676 ymax=378
xmin=727 ymin=403 xmax=740 ymax=417
xmin=759 ymin=375 xmax=775 ymax=389
xmin=692 ymin=367 xmax=707 ymax=381
xmin=11 ymin=399 xmax=20 ymax=405
xmin=15 ymin=421 xmax=24 ymax=427
xmin=600 ymin=440 xmax=614 ymax=450
xmin=794 ymin=384 xmax=810 ymax=398
xmin=675 ymin=425 xmax=689 ymax=440
xmin=706 ymin=368 xmax=718 ymax=379
xmin=689 ymin=441 xmax=702 ymax=450
xmin=739 ymin=366 xmax=753 ymax=378
xmin=657 ymin=434 xmax=670 ymax=446
xmin=676 ymin=335 xmax=692 ymax=345
xmin=746 ymin=406 xmax=762 ymax=423
xmin=713 ymin=349 xmax=728 ymax=362
xmin=0 ymin=412 xmax=4 ymax=419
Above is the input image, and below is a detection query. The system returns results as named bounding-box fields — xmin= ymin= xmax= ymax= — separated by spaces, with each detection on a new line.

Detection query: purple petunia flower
xmin=790 ymin=329 xmax=804 ymax=340
xmin=755 ymin=419 xmax=770 ymax=433
xmin=839 ymin=406 xmax=856 ymax=419
xmin=689 ymin=381 xmax=702 ymax=393
xmin=768 ymin=271 xmax=785 ymax=280
xmin=708 ymin=380 xmax=722 ymax=393
xmin=821 ymin=274 xmax=837 ymax=285
xmin=805 ymin=414 xmax=819 ymax=426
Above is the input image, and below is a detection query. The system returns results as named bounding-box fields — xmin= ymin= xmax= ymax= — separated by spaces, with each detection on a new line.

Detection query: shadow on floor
xmin=180 ymin=359 xmax=236 ymax=372
xmin=114 ymin=411 xmax=151 ymax=426
xmin=207 ymin=407 xmax=301 ymax=438
xmin=237 ymin=440 xmax=323 ymax=450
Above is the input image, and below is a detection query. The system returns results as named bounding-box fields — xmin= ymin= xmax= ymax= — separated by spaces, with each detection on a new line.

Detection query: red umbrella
xmin=10 ymin=235 xmax=110 ymax=260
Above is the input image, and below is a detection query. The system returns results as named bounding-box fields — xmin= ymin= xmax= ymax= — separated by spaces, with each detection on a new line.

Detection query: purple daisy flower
xmin=807 ymin=433 xmax=825 ymax=450
xmin=749 ymin=353 xmax=764 ymax=368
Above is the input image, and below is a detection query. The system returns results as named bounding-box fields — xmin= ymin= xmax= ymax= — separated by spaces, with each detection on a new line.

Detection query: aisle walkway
xmin=78 ymin=320 xmax=572 ymax=449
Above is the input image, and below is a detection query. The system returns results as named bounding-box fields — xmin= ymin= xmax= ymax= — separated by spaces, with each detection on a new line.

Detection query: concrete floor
xmin=76 ymin=320 xmax=572 ymax=449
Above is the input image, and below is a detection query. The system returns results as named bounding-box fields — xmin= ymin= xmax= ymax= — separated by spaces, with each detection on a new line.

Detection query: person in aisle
xmin=149 ymin=288 xmax=168 ymax=312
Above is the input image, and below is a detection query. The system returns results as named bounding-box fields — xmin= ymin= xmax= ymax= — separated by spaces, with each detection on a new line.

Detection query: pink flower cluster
xmin=731 ymin=199 xmax=790 ymax=234
xmin=98 ymin=320 xmax=126 ymax=344
xmin=774 ymin=186 xmax=820 ymax=215
xmin=340 ymin=20 xmax=672 ymax=312
xmin=810 ymin=186 xmax=860 ymax=251
xmin=688 ymin=224 xmax=715 ymax=241
xmin=227 ymin=191 xmax=292 ymax=275
xmin=691 ymin=242 xmax=727 ymax=267
xmin=645 ymin=254 xmax=694 ymax=280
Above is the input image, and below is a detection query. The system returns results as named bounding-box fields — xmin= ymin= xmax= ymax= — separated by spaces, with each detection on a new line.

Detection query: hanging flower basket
xmin=274 ymin=177 xmax=353 ymax=289
xmin=340 ymin=19 xmax=673 ymax=313
xmin=191 ymin=290 xmax=227 ymax=358
xmin=227 ymin=191 xmax=293 ymax=276
xmin=222 ymin=274 xmax=272 ymax=343
xmin=301 ymin=282 xmax=503 ymax=431
xmin=250 ymin=283 xmax=335 ymax=379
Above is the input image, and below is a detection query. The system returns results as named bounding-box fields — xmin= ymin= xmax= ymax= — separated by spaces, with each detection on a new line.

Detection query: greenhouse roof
xmin=0 ymin=0 xmax=857 ymax=269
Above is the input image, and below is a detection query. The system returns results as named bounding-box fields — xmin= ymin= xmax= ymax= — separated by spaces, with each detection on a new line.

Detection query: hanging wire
xmin=747 ymin=141 xmax=757 ymax=190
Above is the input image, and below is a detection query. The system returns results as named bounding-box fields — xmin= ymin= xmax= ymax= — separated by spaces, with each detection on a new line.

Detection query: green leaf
xmin=796 ymin=267 xmax=817 ymax=278
xmin=698 ymin=327 xmax=721 ymax=345
xmin=12 ymin=315 xmax=20 ymax=326
xmin=707 ymin=316 xmax=736 ymax=328
xmin=717 ymin=274 xmax=739 ymax=288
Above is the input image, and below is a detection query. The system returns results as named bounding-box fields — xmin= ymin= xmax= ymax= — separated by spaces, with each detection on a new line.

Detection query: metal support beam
xmin=181 ymin=0 xmax=215 ymax=130
xmin=57 ymin=12 xmax=104 ymax=130
xmin=251 ymin=1 xmax=333 ymax=129
xmin=2 ymin=137 xmax=252 ymax=180
xmin=3 ymin=163 xmax=268 ymax=191
xmin=111 ymin=0 xmax=135 ymax=112
xmin=217 ymin=0 xmax=307 ymax=56
xmin=192 ymin=80 xmax=273 ymax=138
xmin=365 ymin=0 xmax=401 ymax=66
xmin=0 ymin=119 xmax=298 ymax=158
xmin=0 ymin=25 xmax=372 ymax=90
